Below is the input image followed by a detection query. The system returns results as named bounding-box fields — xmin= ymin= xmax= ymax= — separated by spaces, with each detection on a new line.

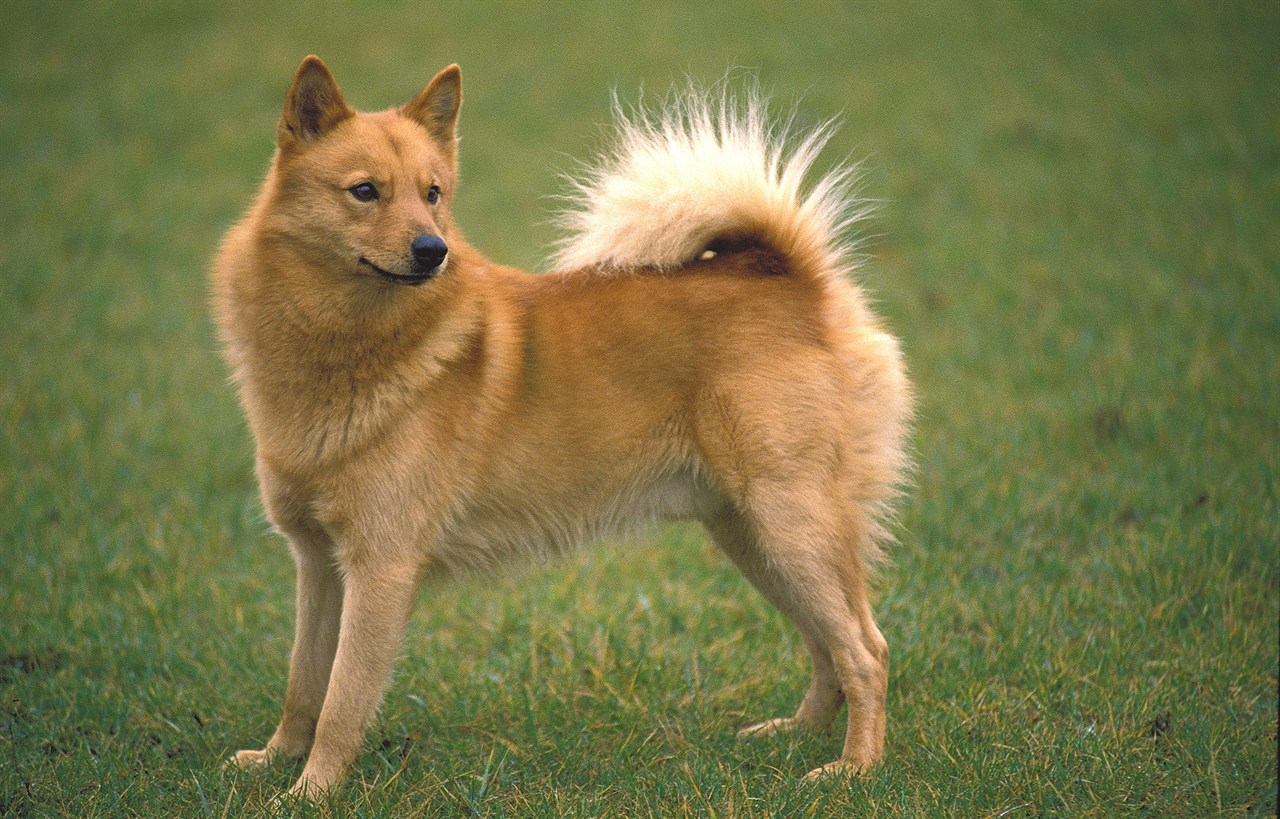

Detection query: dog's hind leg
xmin=704 ymin=489 xmax=888 ymax=779
xmin=704 ymin=511 xmax=846 ymax=736
xmin=232 ymin=520 xmax=343 ymax=768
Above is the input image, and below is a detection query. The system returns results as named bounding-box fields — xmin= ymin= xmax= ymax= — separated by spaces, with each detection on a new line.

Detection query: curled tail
xmin=551 ymin=81 xmax=870 ymax=282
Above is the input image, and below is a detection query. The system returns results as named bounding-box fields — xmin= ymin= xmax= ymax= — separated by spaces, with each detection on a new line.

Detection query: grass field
xmin=2 ymin=1 xmax=1277 ymax=815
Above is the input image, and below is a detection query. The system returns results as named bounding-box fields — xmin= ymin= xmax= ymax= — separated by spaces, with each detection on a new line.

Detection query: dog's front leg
xmin=232 ymin=528 xmax=343 ymax=767
xmin=288 ymin=560 xmax=421 ymax=798
xmin=265 ymin=538 xmax=344 ymax=759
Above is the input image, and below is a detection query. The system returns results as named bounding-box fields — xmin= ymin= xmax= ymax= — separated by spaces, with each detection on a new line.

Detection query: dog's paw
xmin=736 ymin=717 xmax=802 ymax=740
xmin=801 ymin=759 xmax=868 ymax=783
xmin=287 ymin=772 xmax=338 ymax=802
xmin=227 ymin=748 xmax=275 ymax=769
xmin=264 ymin=785 xmax=315 ymax=814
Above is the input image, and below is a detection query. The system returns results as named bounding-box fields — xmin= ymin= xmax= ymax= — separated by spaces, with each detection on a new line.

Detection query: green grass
xmin=2 ymin=1 xmax=1276 ymax=815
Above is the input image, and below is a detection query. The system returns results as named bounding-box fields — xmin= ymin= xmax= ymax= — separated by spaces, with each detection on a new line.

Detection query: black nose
xmin=411 ymin=234 xmax=448 ymax=273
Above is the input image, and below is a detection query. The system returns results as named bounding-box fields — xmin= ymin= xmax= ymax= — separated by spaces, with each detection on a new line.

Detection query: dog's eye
xmin=426 ymin=185 xmax=441 ymax=205
xmin=349 ymin=182 xmax=379 ymax=203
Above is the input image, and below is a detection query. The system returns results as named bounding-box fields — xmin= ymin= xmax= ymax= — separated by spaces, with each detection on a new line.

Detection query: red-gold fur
xmin=213 ymin=56 xmax=911 ymax=797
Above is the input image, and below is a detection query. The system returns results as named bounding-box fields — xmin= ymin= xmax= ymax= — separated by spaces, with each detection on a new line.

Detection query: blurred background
xmin=1 ymin=2 xmax=1276 ymax=815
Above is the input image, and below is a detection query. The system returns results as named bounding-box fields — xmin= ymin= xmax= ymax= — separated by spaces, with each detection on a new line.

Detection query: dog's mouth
xmin=359 ymin=257 xmax=442 ymax=286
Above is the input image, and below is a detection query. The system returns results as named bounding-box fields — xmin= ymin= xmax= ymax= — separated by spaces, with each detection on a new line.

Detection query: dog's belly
xmin=433 ymin=462 xmax=721 ymax=571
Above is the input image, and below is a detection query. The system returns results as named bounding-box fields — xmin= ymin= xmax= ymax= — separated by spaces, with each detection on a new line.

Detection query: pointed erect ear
xmin=402 ymin=65 xmax=462 ymax=152
xmin=279 ymin=55 xmax=354 ymax=146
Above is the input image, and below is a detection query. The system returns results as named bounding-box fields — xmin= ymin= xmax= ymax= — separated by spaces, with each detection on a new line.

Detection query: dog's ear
xmin=402 ymin=65 xmax=462 ymax=158
xmin=279 ymin=56 xmax=354 ymax=146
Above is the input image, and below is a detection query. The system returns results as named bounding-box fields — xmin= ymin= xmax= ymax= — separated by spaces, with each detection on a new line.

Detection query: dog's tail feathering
xmin=551 ymin=81 xmax=869 ymax=281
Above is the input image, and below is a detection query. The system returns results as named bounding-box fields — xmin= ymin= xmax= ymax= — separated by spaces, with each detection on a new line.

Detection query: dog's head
xmin=269 ymin=56 xmax=462 ymax=286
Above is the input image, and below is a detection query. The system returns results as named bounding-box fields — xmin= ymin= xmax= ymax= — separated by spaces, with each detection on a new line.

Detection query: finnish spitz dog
xmin=213 ymin=56 xmax=911 ymax=797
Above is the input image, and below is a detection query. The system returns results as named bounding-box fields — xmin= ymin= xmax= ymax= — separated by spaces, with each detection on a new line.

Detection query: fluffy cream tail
xmin=551 ymin=82 xmax=870 ymax=281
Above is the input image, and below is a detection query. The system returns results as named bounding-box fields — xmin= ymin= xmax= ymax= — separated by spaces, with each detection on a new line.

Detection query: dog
xmin=212 ymin=55 xmax=911 ymax=798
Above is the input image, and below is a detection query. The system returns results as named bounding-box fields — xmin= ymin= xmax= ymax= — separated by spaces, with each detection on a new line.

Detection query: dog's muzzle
xmin=365 ymin=234 xmax=448 ymax=285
